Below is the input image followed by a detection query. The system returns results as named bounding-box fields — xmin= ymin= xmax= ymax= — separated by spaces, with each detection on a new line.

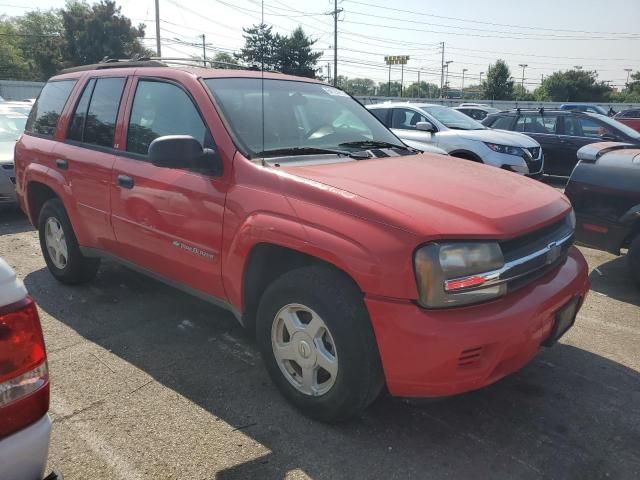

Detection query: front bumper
xmin=481 ymin=149 xmax=544 ymax=177
xmin=366 ymin=246 xmax=589 ymax=397
xmin=0 ymin=163 xmax=17 ymax=205
xmin=0 ymin=414 xmax=51 ymax=480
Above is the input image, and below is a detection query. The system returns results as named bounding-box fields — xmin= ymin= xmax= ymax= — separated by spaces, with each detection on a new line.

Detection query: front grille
xmin=527 ymin=147 xmax=541 ymax=159
xmin=500 ymin=217 xmax=573 ymax=291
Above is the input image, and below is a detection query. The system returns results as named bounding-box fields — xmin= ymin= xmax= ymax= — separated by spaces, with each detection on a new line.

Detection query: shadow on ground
xmin=589 ymin=254 xmax=640 ymax=307
xmin=0 ymin=207 xmax=31 ymax=235
xmin=23 ymin=259 xmax=640 ymax=480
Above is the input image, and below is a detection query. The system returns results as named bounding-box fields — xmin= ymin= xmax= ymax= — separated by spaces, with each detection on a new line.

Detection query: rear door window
xmin=126 ymin=80 xmax=214 ymax=157
xmin=370 ymin=108 xmax=389 ymax=126
xmin=25 ymin=80 xmax=77 ymax=137
xmin=490 ymin=115 xmax=515 ymax=130
xmin=67 ymin=77 xmax=126 ymax=148
xmin=515 ymin=114 xmax=558 ymax=134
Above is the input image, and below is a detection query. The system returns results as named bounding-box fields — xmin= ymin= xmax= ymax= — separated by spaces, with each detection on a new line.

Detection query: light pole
xmin=518 ymin=64 xmax=528 ymax=92
xmin=461 ymin=68 xmax=468 ymax=98
xmin=625 ymin=68 xmax=633 ymax=86
xmin=479 ymin=71 xmax=484 ymax=84
xmin=444 ymin=60 xmax=453 ymax=98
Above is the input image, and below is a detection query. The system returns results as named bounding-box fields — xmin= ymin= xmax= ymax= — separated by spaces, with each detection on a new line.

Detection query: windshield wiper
xmin=339 ymin=140 xmax=410 ymax=150
xmin=254 ymin=147 xmax=370 ymax=160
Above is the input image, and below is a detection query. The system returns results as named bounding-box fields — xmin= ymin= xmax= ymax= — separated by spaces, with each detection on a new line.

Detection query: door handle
xmin=117 ymin=174 xmax=135 ymax=189
xmin=55 ymin=159 xmax=68 ymax=170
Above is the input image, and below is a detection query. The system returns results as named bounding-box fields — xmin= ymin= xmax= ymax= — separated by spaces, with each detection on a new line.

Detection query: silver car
xmin=368 ymin=103 xmax=544 ymax=177
xmin=0 ymin=107 xmax=28 ymax=206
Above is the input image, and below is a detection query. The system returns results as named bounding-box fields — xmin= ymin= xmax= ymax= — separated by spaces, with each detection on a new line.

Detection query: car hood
xmin=443 ymin=128 xmax=540 ymax=147
xmin=280 ymin=153 xmax=569 ymax=239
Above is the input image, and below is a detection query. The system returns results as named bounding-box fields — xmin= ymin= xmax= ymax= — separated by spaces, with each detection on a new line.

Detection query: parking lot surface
xmin=1 ymin=206 xmax=639 ymax=480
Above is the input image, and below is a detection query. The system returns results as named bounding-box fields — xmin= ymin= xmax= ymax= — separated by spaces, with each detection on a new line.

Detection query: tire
xmin=256 ymin=265 xmax=384 ymax=423
xmin=628 ymin=234 xmax=640 ymax=290
xmin=38 ymin=198 xmax=100 ymax=285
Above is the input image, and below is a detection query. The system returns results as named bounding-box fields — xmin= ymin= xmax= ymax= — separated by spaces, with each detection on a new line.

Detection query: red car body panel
xmin=615 ymin=117 xmax=640 ymax=133
xmin=15 ymin=66 xmax=590 ymax=398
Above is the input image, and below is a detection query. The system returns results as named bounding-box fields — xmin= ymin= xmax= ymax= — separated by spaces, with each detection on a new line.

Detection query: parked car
xmin=614 ymin=108 xmax=640 ymax=133
xmin=482 ymin=109 xmax=640 ymax=176
xmin=0 ymin=106 xmax=28 ymax=206
xmin=559 ymin=104 xmax=613 ymax=116
xmin=367 ymin=103 xmax=544 ymax=177
xmin=565 ymin=142 xmax=640 ymax=288
xmin=16 ymin=60 xmax=589 ymax=422
xmin=454 ymin=105 xmax=500 ymax=121
xmin=0 ymin=258 xmax=57 ymax=480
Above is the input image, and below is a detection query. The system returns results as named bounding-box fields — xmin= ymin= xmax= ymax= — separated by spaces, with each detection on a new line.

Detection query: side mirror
xmin=149 ymin=135 xmax=221 ymax=175
xmin=416 ymin=121 xmax=436 ymax=133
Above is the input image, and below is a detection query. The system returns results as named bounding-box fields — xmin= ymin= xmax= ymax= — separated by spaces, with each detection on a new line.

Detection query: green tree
xmin=61 ymin=0 xmax=149 ymax=66
xmin=404 ymin=81 xmax=440 ymax=98
xmin=281 ymin=27 xmax=321 ymax=78
xmin=341 ymin=77 xmax=376 ymax=95
xmin=537 ymin=69 xmax=611 ymax=102
xmin=0 ymin=20 xmax=30 ymax=80
xmin=237 ymin=23 xmax=276 ymax=69
xmin=513 ymin=84 xmax=535 ymax=101
xmin=211 ymin=52 xmax=239 ymax=69
xmin=482 ymin=60 xmax=514 ymax=100
xmin=14 ymin=10 xmax=65 ymax=80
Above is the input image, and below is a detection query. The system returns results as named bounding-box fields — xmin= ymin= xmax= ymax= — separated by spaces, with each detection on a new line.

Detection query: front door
xmin=110 ymin=78 xmax=228 ymax=300
xmin=390 ymin=107 xmax=436 ymax=146
xmin=514 ymin=113 xmax=564 ymax=175
xmin=557 ymin=116 xmax=606 ymax=176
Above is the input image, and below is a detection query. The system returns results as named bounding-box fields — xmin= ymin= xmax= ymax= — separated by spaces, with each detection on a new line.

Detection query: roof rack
xmin=59 ymin=57 xmax=167 ymax=74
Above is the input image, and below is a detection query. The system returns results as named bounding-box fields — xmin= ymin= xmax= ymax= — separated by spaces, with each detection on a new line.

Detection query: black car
xmin=565 ymin=142 xmax=640 ymax=288
xmin=482 ymin=109 xmax=640 ymax=176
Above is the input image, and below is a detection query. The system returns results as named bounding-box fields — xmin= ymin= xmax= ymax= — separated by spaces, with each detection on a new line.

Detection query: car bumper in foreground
xmin=0 ymin=415 xmax=51 ymax=480
xmin=366 ymin=246 xmax=590 ymax=398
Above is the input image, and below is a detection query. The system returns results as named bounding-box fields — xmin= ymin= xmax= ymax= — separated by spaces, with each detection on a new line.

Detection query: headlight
xmin=484 ymin=143 xmax=526 ymax=156
xmin=414 ymin=242 xmax=506 ymax=308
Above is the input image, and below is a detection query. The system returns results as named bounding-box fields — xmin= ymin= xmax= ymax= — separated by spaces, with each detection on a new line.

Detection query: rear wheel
xmin=256 ymin=265 xmax=384 ymax=422
xmin=38 ymin=198 xmax=100 ymax=284
xmin=628 ymin=233 xmax=640 ymax=289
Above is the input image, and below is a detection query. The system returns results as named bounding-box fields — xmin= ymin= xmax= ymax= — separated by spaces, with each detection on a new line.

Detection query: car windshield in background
xmin=421 ymin=105 xmax=486 ymax=130
xmin=204 ymin=78 xmax=404 ymax=159
xmin=0 ymin=112 xmax=28 ymax=142
xmin=600 ymin=114 xmax=640 ymax=139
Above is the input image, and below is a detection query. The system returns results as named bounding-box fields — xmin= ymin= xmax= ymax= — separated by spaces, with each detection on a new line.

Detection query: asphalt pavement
xmin=1 ymin=206 xmax=639 ymax=480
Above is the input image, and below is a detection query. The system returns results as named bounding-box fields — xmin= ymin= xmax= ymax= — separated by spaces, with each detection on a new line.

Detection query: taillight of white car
xmin=0 ymin=261 xmax=49 ymax=439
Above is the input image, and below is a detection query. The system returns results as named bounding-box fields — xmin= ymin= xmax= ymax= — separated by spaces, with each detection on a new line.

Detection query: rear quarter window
xmin=25 ymin=80 xmax=76 ymax=137
xmin=370 ymin=108 xmax=389 ymax=126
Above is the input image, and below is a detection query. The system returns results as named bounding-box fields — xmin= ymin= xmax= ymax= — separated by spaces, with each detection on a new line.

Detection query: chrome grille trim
xmin=444 ymin=232 xmax=573 ymax=293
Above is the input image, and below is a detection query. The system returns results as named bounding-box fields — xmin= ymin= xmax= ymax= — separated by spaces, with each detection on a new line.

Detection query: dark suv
xmin=483 ymin=109 xmax=640 ymax=176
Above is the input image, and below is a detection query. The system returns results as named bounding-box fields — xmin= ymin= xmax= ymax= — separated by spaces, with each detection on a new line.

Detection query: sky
xmin=2 ymin=0 xmax=639 ymax=91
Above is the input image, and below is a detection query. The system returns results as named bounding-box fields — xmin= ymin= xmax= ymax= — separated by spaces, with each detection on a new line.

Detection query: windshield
xmin=599 ymin=114 xmax=640 ymax=139
xmin=420 ymin=105 xmax=486 ymax=130
xmin=204 ymin=78 xmax=404 ymax=158
xmin=0 ymin=112 xmax=28 ymax=142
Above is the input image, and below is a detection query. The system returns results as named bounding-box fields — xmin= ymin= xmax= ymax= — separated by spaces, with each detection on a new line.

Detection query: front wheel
xmin=628 ymin=233 xmax=640 ymax=289
xmin=256 ymin=265 xmax=384 ymax=422
xmin=38 ymin=198 xmax=100 ymax=285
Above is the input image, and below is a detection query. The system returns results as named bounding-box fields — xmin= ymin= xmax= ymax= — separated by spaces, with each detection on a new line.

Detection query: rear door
xmin=110 ymin=77 xmax=229 ymax=300
xmin=557 ymin=115 xmax=608 ymax=176
xmin=55 ymin=76 xmax=128 ymax=250
xmin=513 ymin=113 xmax=563 ymax=175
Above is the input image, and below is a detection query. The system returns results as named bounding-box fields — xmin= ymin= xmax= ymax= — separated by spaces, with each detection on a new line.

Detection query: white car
xmin=0 ymin=107 xmax=28 ymax=206
xmin=0 ymin=258 xmax=57 ymax=480
xmin=368 ymin=103 xmax=544 ymax=177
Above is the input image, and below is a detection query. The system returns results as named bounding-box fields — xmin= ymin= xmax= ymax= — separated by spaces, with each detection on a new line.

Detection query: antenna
xmin=261 ymin=0 xmax=265 ymax=166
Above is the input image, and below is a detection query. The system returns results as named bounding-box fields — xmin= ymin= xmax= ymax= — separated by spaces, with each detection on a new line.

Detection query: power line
xmin=343 ymin=0 xmax=640 ymax=37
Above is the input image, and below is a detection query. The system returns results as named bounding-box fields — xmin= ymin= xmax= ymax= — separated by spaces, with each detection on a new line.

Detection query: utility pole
xmin=461 ymin=68 xmax=467 ymax=99
xmin=479 ymin=71 xmax=484 ymax=84
xmin=388 ymin=64 xmax=391 ymax=96
xmin=327 ymin=62 xmax=331 ymax=84
xmin=400 ymin=63 xmax=404 ymax=97
xmin=155 ymin=0 xmax=161 ymax=56
xmin=444 ymin=60 xmax=453 ymax=98
xmin=201 ymin=34 xmax=206 ymax=67
xmin=440 ymin=42 xmax=445 ymax=98
xmin=518 ymin=63 xmax=528 ymax=92
xmin=417 ymin=70 xmax=421 ymax=98
xmin=332 ymin=0 xmax=343 ymax=87
xmin=625 ymin=68 xmax=632 ymax=86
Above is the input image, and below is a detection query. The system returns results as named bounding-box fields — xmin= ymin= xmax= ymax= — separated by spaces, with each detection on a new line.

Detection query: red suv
xmin=15 ymin=60 xmax=590 ymax=422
